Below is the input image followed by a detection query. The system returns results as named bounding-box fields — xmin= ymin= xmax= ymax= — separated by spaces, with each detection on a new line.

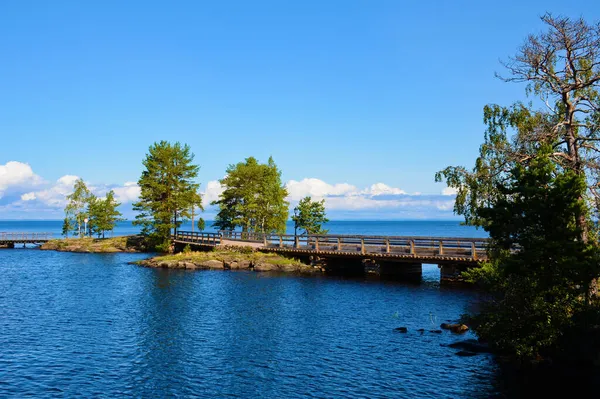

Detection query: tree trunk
xmin=564 ymin=94 xmax=596 ymax=300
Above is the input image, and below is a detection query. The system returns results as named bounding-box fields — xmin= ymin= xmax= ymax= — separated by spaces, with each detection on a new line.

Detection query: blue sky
xmin=0 ymin=0 xmax=598 ymax=219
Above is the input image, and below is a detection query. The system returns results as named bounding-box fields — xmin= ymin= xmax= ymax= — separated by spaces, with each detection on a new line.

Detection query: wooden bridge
xmin=0 ymin=232 xmax=53 ymax=248
xmin=173 ymin=231 xmax=489 ymax=282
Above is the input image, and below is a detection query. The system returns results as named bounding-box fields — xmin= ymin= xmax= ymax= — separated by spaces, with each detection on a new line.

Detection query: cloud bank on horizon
xmin=0 ymin=161 xmax=459 ymax=220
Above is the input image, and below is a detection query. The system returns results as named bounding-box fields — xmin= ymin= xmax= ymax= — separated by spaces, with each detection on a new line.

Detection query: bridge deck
xmin=0 ymin=232 xmax=53 ymax=244
xmin=174 ymin=231 xmax=488 ymax=265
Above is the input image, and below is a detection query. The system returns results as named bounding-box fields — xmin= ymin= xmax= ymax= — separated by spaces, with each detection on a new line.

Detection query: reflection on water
xmin=2 ymin=249 xmax=584 ymax=398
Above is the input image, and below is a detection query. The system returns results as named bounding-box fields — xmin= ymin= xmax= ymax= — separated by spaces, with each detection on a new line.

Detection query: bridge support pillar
xmin=0 ymin=242 xmax=15 ymax=249
xmin=376 ymin=261 xmax=422 ymax=281
xmin=439 ymin=263 xmax=468 ymax=284
xmin=321 ymin=257 xmax=365 ymax=276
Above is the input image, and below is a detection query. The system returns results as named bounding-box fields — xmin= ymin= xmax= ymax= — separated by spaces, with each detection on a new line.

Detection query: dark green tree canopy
xmin=464 ymin=147 xmax=600 ymax=359
xmin=133 ymin=141 xmax=203 ymax=251
xmin=436 ymin=14 xmax=600 ymax=238
xmin=292 ymin=196 xmax=329 ymax=235
xmin=212 ymin=156 xmax=289 ymax=234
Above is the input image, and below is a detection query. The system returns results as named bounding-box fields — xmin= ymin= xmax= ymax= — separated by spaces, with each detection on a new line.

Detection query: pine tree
xmin=464 ymin=147 xmax=600 ymax=359
xmin=292 ymin=196 xmax=329 ymax=235
xmin=212 ymin=156 xmax=288 ymax=234
xmin=88 ymin=190 xmax=123 ymax=238
xmin=133 ymin=141 xmax=203 ymax=251
xmin=61 ymin=217 xmax=73 ymax=238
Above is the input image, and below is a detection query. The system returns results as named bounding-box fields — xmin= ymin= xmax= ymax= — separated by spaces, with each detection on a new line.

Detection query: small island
xmin=136 ymin=247 xmax=319 ymax=274
xmin=41 ymin=235 xmax=146 ymax=253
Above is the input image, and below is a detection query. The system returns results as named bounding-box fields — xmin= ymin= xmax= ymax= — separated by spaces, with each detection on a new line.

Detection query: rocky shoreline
xmin=40 ymin=235 xmax=146 ymax=253
xmin=136 ymin=249 xmax=321 ymax=275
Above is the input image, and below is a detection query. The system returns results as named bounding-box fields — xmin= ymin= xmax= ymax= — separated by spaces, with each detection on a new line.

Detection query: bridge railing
xmin=0 ymin=232 xmax=53 ymax=242
xmin=218 ymin=230 xmax=489 ymax=259
xmin=174 ymin=231 xmax=221 ymax=245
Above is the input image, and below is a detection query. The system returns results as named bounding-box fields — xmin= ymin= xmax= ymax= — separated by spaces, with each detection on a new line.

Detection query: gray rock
xmin=200 ymin=260 xmax=224 ymax=269
xmin=254 ymin=262 xmax=278 ymax=272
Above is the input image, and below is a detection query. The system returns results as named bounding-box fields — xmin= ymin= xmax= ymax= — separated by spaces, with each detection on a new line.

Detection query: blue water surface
xmin=0 ymin=220 xmax=517 ymax=398
xmin=0 ymin=249 xmax=506 ymax=398
xmin=0 ymin=219 xmax=488 ymax=239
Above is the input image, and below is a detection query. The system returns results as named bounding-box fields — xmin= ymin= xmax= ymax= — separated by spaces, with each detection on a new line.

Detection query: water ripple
xmin=1 ymin=249 xmax=505 ymax=398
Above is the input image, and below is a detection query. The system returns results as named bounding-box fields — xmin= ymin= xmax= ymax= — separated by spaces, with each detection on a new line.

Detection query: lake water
xmin=0 ymin=220 xmax=532 ymax=398
xmin=0 ymin=219 xmax=489 ymax=238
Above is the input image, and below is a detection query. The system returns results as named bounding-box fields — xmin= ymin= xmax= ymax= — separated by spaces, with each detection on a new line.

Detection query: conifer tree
xmin=88 ymin=190 xmax=123 ymax=238
xmin=213 ymin=156 xmax=288 ymax=234
xmin=292 ymin=196 xmax=329 ymax=235
xmin=133 ymin=141 xmax=202 ymax=251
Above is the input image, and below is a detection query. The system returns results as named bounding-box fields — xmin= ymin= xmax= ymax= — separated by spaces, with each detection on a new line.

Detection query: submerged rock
xmin=447 ymin=339 xmax=492 ymax=353
xmin=394 ymin=327 xmax=408 ymax=333
xmin=441 ymin=323 xmax=469 ymax=333
xmin=429 ymin=330 xmax=443 ymax=334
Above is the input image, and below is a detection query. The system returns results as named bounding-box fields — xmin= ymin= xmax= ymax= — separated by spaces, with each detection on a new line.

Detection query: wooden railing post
xmin=337 ymin=237 xmax=342 ymax=251
xmin=315 ymin=236 xmax=320 ymax=251
xmin=294 ymin=236 xmax=299 ymax=248
xmin=279 ymin=236 xmax=283 ymax=248
xmin=471 ymin=242 xmax=477 ymax=260
xmin=385 ymin=239 xmax=390 ymax=253
xmin=439 ymin=241 xmax=444 ymax=255
xmin=361 ymin=238 xmax=365 ymax=255
xmin=410 ymin=240 xmax=415 ymax=256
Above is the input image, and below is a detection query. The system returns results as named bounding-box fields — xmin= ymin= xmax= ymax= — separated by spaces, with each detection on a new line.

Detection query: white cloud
xmin=30 ymin=174 xmax=81 ymax=208
xmin=8 ymin=174 xmax=142 ymax=212
xmin=286 ymin=178 xmax=356 ymax=200
xmin=57 ymin=175 xmax=79 ymax=187
xmin=202 ymin=180 xmax=225 ymax=204
xmin=0 ymin=161 xmax=44 ymax=198
xmin=280 ymin=178 xmax=456 ymax=217
xmin=21 ymin=192 xmax=36 ymax=201
xmin=442 ymin=186 xmax=458 ymax=196
xmin=112 ymin=182 xmax=141 ymax=203
xmin=360 ymin=183 xmax=406 ymax=196
xmin=0 ymin=160 xmax=459 ymax=220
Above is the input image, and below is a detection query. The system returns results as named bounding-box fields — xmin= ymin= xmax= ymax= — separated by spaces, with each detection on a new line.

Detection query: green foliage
xmin=133 ymin=141 xmax=203 ymax=251
xmin=61 ymin=217 xmax=73 ymax=238
xmin=292 ymin=196 xmax=329 ymax=235
xmin=182 ymin=244 xmax=192 ymax=254
xmin=467 ymin=148 xmax=600 ymax=359
xmin=88 ymin=190 xmax=124 ymax=238
xmin=212 ymin=156 xmax=289 ymax=234
xmin=64 ymin=178 xmax=91 ymax=238
xmin=63 ymin=180 xmax=124 ymax=239
xmin=197 ymin=218 xmax=205 ymax=231
xmin=436 ymin=15 xmax=600 ymax=227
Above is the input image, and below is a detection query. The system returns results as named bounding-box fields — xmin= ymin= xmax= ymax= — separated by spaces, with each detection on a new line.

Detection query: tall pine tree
xmin=133 ymin=141 xmax=203 ymax=251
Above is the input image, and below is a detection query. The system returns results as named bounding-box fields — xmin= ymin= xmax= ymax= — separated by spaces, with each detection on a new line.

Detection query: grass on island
xmin=154 ymin=248 xmax=305 ymax=266
xmin=42 ymin=235 xmax=146 ymax=253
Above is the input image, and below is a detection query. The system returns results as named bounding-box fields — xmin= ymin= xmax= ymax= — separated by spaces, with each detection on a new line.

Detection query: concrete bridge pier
xmin=439 ymin=263 xmax=468 ymax=284
xmin=0 ymin=242 xmax=15 ymax=249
